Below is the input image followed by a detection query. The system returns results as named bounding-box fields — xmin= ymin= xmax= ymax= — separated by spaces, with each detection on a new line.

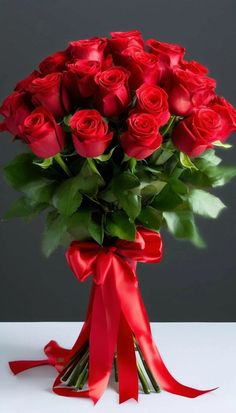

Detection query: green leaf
xmin=188 ymin=189 xmax=226 ymax=218
xmin=67 ymin=210 xmax=91 ymax=241
xmin=33 ymin=157 xmax=53 ymax=169
xmin=206 ymin=165 xmax=236 ymax=187
xmin=137 ymin=206 xmax=162 ymax=230
xmin=53 ymin=177 xmax=83 ymax=216
xmin=180 ymin=152 xmax=198 ymax=171
xmin=4 ymin=153 xmax=41 ymax=190
xmin=88 ymin=213 xmax=104 ymax=245
xmin=77 ymin=161 xmax=104 ymax=196
xmin=117 ymin=192 xmax=141 ymax=220
xmin=163 ymin=211 xmax=206 ymax=248
xmin=197 ymin=150 xmax=222 ymax=166
xmin=21 ymin=178 xmax=56 ymax=204
xmin=111 ymin=171 xmax=141 ymax=219
xmin=213 ymin=140 xmax=232 ymax=149
xmin=141 ymin=181 xmax=167 ymax=203
xmin=152 ymin=182 xmax=183 ymax=211
xmin=106 ymin=211 xmax=136 ymax=241
xmin=94 ymin=146 xmax=116 ymax=162
xmin=42 ymin=212 xmax=68 ymax=257
xmin=112 ymin=171 xmax=140 ymax=192
xmin=3 ymin=197 xmax=47 ymax=221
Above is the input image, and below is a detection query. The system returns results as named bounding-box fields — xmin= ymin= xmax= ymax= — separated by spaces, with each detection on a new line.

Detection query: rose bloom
xmin=95 ymin=66 xmax=130 ymax=117
xmin=0 ymin=91 xmax=32 ymax=136
xmin=39 ymin=50 xmax=69 ymax=74
xmin=120 ymin=112 xmax=162 ymax=159
xmin=109 ymin=30 xmax=144 ymax=53
xmin=121 ymin=48 xmax=162 ymax=89
xmin=66 ymin=59 xmax=101 ymax=98
xmin=27 ymin=72 xmax=71 ymax=120
xmin=146 ymin=39 xmax=185 ymax=67
xmin=172 ymin=107 xmax=229 ymax=157
xmin=19 ymin=106 xmax=65 ymax=158
xmin=166 ymin=68 xmax=216 ymax=116
xmin=69 ymin=109 xmax=113 ymax=158
xmin=135 ymin=84 xmax=170 ymax=125
xmin=14 ymin=70 xmax=41 ymax=91
xmin=208 ymin=96 xmax=236 ymax=141
xmin=68 ymin=37 xmax=107 ymax=62
xmin=180 ymin=59 xmax=208 ymax=76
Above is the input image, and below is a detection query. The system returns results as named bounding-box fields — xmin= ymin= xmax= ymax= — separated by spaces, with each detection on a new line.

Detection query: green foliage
xmin=106 ymin=211 xmax=136 ymax=241
xmin=2 ymin=140 xmax=236 ymax=253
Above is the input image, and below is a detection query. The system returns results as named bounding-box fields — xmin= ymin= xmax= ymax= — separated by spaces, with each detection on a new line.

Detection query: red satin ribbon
xmin=9 ymin=227 xmax=216 ymax=403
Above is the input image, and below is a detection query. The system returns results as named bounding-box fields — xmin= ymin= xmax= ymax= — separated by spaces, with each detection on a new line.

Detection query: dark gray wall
xmin=0 ymin=0 xmax=236 ymax=322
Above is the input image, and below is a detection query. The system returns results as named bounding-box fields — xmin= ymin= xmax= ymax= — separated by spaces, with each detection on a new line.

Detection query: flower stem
xmin=54 ymin=153 xmax=71 ymax=177
xmin=114 ymin=353 xmax=118 ymax=382
xmin=135 ymin=339 xmax=160 ymax=393
xmin=137 ymin=361 xmax=151 ymax=394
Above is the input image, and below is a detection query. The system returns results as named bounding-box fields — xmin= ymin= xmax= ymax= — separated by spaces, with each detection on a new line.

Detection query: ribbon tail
xmin=115 ymin=256 xmax=217 ymax=398
xmin=117 ymin=311 xmax=139 ymax=403
xmin=9 ymin=359 xmax=52 ymax=375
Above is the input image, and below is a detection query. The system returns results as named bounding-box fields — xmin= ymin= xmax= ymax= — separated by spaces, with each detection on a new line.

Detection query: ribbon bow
xmin=9 ymin=227 xmax=215 ymax=403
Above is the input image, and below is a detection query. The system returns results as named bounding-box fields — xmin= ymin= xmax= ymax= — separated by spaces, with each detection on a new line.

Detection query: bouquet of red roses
xmin=1 ymin=30 xmax=236 ymax=404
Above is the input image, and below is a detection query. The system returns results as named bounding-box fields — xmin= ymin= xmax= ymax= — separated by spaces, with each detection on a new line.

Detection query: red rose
xmin=209 ymin=96 xmax=236 ymax=141
xmin=146 ymin=39 xmax=185 ymax=68
xmin=66 ymin=59 xmax=101 ymax=98
xmin=121 ymin=48 xmax=162 ymax=89
xmin=166 ymin=68 xmax=216 ymax=116
xmin=68 ymin=37 xmax=107 ymax=62
xmin=27 ymin=72 xmax=70 ymax=120
xmin=14 ymin=70 xmax=41 ymax=91
xmin=69 ymin=109 xmax=113 ymax=158
xmin=39 ymin=50 xmax=69 ymax=74
xmin=19 ymin=107 xmax=66 ymax=158
xmin=95 ymin=67 xmax=130 ymax=117
xmin=108 ymin=30 xmax=144 ymax=54
xmin=172 ymin=108 xmax=225 ymax=157
xmin=0 ymin=91 xmax=31 ymax=136
xmin=180 ymin=59 xmax=208 ymax=75
xmin=135 ymin=84 xmax=170 ymax=126
xmin=120 ymin=112 xmax=162 ymax=159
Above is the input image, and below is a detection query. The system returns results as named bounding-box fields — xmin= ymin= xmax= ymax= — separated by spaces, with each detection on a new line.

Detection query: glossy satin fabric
xmin=9 ymin=228 xmax=216 ymax=403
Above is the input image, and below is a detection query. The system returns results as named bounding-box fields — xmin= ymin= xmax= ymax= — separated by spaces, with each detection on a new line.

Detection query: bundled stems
xmin=59 ymin=337 xmax=160 ymax=395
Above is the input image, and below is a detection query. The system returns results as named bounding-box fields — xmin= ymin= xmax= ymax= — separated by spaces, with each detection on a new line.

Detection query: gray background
xmin=0 ymin=0 xmax=236 ymax=322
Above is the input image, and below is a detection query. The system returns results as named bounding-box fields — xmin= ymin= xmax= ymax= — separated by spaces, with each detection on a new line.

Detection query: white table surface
xmin=0 ymin=322 xmax=235 ymax=412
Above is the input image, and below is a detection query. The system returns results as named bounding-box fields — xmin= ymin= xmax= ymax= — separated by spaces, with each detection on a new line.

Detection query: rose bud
xmin=14 ymin=70 xmax=41 ymax=91
xmin=108 ymin=30 xmax=144 ymax=55
xmin=39 ymin=50 xmax=69 ymax=74
xmin=27 ymin=72 xmax=71 ymax=120
xmin=0 ymin=91 xmax=32 ymax=136
xmin=94 ymin=66 xmax=130 ymax=117
xmin=208 ymin=96 xmax=236 ymax=141
xmin=19 ymin=106 xmax=66 ymax=158
xmin=120 ymin=112 xmax=162 ymax=159
xmin=121 ymin=48 xmax=162 ymax=89
xmin=166 ymin=68 xmax=216 ymax=116
xmin=68 ymin=37 xmax=108 ymax=62
xmin=69 ymin=109 xmax=113 ymax=158
xmin=135 ymin=84 xmax=170 ymax=126
xmin=66 ymin=59 xmax=101 ymax=98
xmin=172 ymin=107 xmax=226 ymax=157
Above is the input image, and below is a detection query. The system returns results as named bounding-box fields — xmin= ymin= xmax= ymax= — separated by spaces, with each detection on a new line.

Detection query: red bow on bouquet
xmin=9 ymin=228 xmax=215 ymax=403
